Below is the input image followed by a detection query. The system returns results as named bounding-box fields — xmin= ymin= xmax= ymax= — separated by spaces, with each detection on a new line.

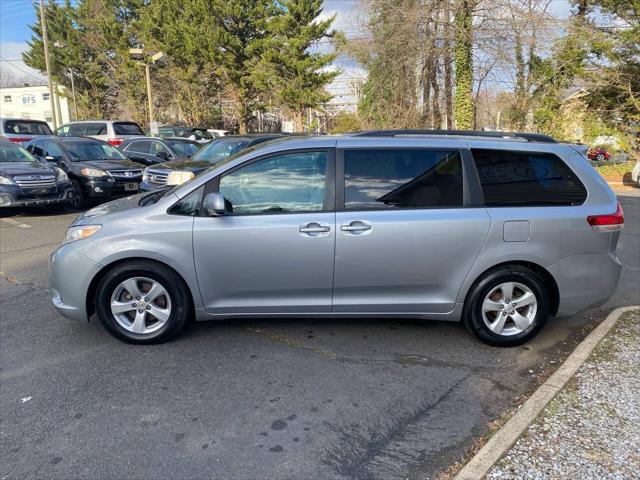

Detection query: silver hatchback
xmin=49 ymin=131 xmax=623 ymax=346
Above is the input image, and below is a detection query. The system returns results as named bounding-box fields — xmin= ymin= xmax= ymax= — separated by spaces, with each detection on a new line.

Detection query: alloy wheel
xmin=481 ymin=282 xmax=537 ymax=336
xmin=110 ymin=277 xmax=172 ymax=335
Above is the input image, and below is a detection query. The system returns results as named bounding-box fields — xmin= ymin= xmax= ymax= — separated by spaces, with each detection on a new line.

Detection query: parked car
xmin=158 ymin=126 xmax=212 ymax=144
xmin=56 ymin=120 xmax=145 ymax=147
xmin=0 ymin=139 xmax=73 ymax=208
xmin=119 ymin=137 xmax=201 ymax=166
xmin=140 ymin=134 xmax=284 ymax=191
xmin=1 ymin=118 xmax=53 ymax=143
xmin=49 ymin=130 xmax=623 ymax=346
xmin=632 ymin=160 xmax=640 ymax=187
xmin=587 ymin=147 xmax=611 ymax=161
xmin=26 ymin=136 xmax=143 ymax=209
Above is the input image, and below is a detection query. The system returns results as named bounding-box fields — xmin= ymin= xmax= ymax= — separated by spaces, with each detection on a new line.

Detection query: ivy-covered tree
xmin=453 ymin=0 xmax=475 ymax=129
xmin=259 ymin=0 xmax=339 ymax=132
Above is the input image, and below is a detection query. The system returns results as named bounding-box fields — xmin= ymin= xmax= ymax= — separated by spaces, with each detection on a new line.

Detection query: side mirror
xmin=203 ymin=192 xmax=227 ymax=216
xmin=45 ymin=155 xmax=60 ymax=163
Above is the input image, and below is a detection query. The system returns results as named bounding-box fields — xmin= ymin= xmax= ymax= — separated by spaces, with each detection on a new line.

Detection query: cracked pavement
xmin=1 ymin=194 xmax=638 ymax=479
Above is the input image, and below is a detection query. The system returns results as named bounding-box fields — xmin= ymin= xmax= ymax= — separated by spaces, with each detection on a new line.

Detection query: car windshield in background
xmin=64 ymin=141 xmax=127 ymax=161
xmin=113 ymin=122 xmax=144 ymax=135
xmin=3 ymin=120 xmax=52 ymax=135
xmin=191 ymin=138 xmax=250 ymax=164
xmin=0 ymin=142 xmax=38 ymax=162
xmin=193 ymin=129 xmax=212 ymax=140
xmin=167 ymin=140 xmax=200 ymax=157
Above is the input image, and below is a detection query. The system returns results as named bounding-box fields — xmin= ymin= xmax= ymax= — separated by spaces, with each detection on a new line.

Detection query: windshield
xmin=191 ymin=137 xmax=250 ymax=164
xmin=113 ymin=122 xmax=144 ymax=135
xmin=64 ymin=141 xmax=127 ymax=161
xmin=0 ymin=142 xmax=38 ymax=162
xmin=167 ymin=140 xmax=200 ymax=157
xmin=4 ymin=120 xmax=52 ymax=135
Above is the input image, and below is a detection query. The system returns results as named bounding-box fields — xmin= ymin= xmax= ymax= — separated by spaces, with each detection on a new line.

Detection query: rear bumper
xmin=549 ymin=252 xmax=622 ymax=317
xmin=49 ymin=243 xmax=103 ymax=322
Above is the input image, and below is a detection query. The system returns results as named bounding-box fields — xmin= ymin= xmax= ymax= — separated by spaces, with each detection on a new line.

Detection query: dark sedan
xmin=26 ymin=137 xmax=144 ymax=209
xmin=140 ymin=134 xmax=286 ymax=191
xmin=119 ymin=137 xmax=201 ymax=166
xmin=0 ymin=139 xmax=73 ymax=208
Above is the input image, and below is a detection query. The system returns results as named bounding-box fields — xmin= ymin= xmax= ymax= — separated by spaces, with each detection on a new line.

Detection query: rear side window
xmin=3 ymin=120 xmax=52 ymax=135
xmin=125 ymin=141 xmax=151 ymax=154
xmin=344 ymin=149 xmax=463 ymax=210
xmin=471 ymin=149 xmax=587 ymax=206
xmin=68 ymin=123 xmax=85 ymax=136
xmin=113 ymin=122 xmax=144 ymax=135
xmin=83 ymin=123 xmax=107 ymax=135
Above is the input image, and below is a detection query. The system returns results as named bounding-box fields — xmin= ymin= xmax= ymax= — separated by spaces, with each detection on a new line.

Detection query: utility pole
xmin=69 ymin=69 xmax=78 ymax=121
xmin=39 ymin=0 xmax=58 ymax=130
xmin=145 ymin=63 xmax=153 ymax=123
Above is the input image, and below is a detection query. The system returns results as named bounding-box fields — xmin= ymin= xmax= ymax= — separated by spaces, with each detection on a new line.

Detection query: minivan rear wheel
xmin=464 ymin=266 xmax=549 ymax=347
xmin=95 ymin=260 xmax=190 ymax=344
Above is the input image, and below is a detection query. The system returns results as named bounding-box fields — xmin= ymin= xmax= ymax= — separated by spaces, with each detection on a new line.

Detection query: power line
xmin=0 ymin=56 xmax=46 ymax=82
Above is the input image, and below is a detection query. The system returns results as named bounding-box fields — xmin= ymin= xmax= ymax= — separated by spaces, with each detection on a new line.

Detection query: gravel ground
xmin=487 ymin=309 xmax=640 ymax=480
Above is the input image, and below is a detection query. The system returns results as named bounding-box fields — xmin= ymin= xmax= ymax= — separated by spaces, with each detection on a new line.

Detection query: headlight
xmin=56 ymin=168 xmax=68 ymax=182
xmin=63 ymin=224 xmax=101 ymax=243
xmin=80 ymin=168 xmax=107 ymax=177
xmin=166 ymin=170 xmax=195 ymax=185
xmin=0 ymin=175 xmax=14 ymax=185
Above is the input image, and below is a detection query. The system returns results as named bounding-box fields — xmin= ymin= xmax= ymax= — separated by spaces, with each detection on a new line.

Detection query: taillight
xmin=587 ymin=202 xmax=624 ymax=232
xmin=9 ymin=137 xmax=33 ymax=143
xmin=108 ymin=138 xmax=123 ymax=146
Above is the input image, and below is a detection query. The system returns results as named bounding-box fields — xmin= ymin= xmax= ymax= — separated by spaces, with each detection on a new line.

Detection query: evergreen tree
xmin=260 ymin=0 xmax=339 ymax=132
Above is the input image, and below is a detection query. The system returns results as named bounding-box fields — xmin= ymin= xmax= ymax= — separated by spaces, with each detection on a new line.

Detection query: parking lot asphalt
xmin=1 ymin=194 xmax=638 ymax=480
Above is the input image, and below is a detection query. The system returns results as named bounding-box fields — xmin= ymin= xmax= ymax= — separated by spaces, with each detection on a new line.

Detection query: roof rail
xmin=352 ymin=129 xmax=558 ymax=143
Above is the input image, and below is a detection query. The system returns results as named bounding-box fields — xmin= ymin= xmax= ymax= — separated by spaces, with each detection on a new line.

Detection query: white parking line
xmin=0 ymin=218 xmax=31 ymax=229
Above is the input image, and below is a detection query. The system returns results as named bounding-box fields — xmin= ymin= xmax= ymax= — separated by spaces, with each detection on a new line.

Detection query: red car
xmin=587 ymin=148 xmax=611 ymax=161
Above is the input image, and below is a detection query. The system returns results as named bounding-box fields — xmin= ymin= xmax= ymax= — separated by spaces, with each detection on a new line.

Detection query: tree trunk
xmin=443 ymin=0 xmax=454 ymax=129
xmin=453 ymin=0 xmax=474 ymax=130
xmin=293 ymin=110 xmax=305 ymax=133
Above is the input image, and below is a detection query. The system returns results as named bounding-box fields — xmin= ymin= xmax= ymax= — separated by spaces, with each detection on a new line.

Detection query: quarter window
xmin=344 ymin=149 xmax=463 ymax=210
xmin=219 ymin=151 xmax=328 ymax=215
xmin=471 ymin=149 xmax=587 ymax=206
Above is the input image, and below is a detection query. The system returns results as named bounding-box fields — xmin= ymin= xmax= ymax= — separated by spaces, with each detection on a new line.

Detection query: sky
xmin=0 ymin=0 xmax=573 ymax=99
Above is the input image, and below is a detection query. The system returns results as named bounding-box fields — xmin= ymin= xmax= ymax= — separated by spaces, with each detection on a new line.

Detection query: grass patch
xmin=594 ymin=162 xmax=633 ymax=180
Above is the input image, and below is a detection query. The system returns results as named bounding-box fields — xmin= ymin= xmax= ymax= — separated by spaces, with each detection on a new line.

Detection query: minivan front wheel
xmin=464 ymin=266 xmax=549 ymax=347
xmin=95 ymin=261 xmax=190 ymax=344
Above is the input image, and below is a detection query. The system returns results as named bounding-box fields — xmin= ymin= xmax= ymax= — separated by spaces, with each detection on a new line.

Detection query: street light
xmin=53 ymin=40 xmax=78 ymax=122
xmin=129 ymin=48 xmax=165 ymax=126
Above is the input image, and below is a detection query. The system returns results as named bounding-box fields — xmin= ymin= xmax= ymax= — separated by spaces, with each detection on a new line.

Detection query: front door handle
xmin=341 ymin=221 xmax=372 ymax=232
xmin=299 ymin=222 xmax=331 ymax=234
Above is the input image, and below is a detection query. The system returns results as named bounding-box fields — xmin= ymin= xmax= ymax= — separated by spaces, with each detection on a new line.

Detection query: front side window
xmin=344 ymin=149 xmax=463 ymax=210
xmin=219 ymin=151 xmax=327 ymax=215
xmin=124 ymin=141 xmax=151 ymax=154
xmin=63 ymin=141 xmax=127 ymax=161
xmin=57 ymin=125 xmax=70 ymax=136
xmin=43 ymin=141 xmax=64 ymax=159
xmin=471 ymin=149 xmax=587 ymax=206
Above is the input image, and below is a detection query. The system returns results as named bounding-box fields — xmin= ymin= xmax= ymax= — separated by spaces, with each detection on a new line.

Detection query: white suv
xmin=56 ymin=120 xmax=145 ymax=147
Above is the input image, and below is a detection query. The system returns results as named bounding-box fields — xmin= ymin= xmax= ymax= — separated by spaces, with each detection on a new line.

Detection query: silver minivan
xmin=49 ymin=131 xmax=623 ymax=346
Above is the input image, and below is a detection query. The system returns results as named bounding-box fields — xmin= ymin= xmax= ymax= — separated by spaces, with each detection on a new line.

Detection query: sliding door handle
xmin=299 ymin=222 xmax=331 ymax=234
xmin=341 ymin=221 xmax=372 ymax=233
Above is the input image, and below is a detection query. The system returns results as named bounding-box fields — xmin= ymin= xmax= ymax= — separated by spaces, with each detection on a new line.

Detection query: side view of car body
xmin=119 ymin=137 xmax=201 ymax=166
xmin=26 ymin=136 xmax=143 ymax=209
xmin=49 ymin=131 xmax=623 ymax=347
xmin=587 ymin=147 xmax=611 ymax=162
xmin=1 ymin=118 xmax=53 ymax=143
xmin=0 ymin=139 xmax=73 ymax=208
xmin=56 ymin=120 xmax=145 ymax=147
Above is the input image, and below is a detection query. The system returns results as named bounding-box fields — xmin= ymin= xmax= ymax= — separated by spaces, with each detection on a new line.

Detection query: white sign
xmin=150 ymin=121 xmax=159 ymax=136
xmin=21 ymin=95 xmax=37 ymax=105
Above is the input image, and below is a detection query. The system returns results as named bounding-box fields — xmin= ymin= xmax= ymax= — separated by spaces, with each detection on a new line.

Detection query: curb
xmin=454 ymin=305 xmax=640 ymax=480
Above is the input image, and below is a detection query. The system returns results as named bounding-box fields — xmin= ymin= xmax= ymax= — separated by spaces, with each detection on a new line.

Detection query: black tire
xmin=463 ymin=265 xmax=549 ymax=347
xmin=70 ymin=180 xmax=88 ymax=210
xmin=95 ymin=260 xmax=191 ymax=344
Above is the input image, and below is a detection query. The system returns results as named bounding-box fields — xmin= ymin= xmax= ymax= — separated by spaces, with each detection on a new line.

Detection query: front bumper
xmin=549 ymin=252 xmax=622 ymax=317
xmin=81 ymin=178 xmax=141 ymax=199
xmin=49 ymin=243 xmax=103 ymax=321
xmin=0 ymin=183 xmax=74 ymax=208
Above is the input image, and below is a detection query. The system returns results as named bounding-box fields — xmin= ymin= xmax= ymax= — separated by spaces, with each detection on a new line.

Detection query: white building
xmin=0 ymin=84 xmax=71 ymax=128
